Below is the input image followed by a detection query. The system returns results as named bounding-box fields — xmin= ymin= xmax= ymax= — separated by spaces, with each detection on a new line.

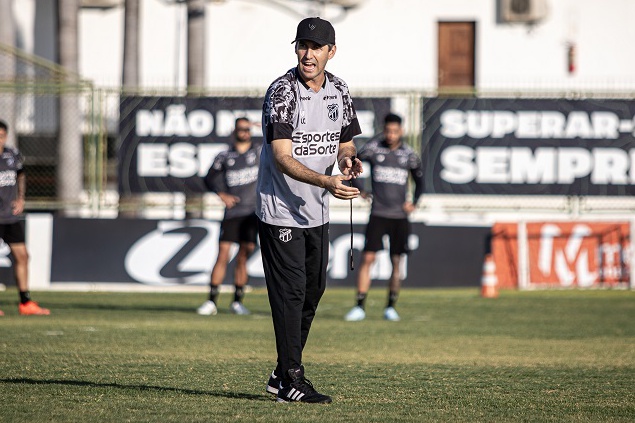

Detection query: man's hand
xmin=338 ymin=156 xmax=363 ymax=178
xmin=324 ymin=174 xmax=360 ymax=200
xmin=403 ymin=201 xmax=415 ymax=215
xmin=218 ymin=192 xmax=240 ymax=209
xmin=12 ymin=198 xmax=24 ymax=215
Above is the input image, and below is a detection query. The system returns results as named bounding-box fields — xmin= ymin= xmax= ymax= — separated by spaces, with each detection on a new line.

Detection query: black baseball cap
xmin=291 ymin=17 xmax=336 ymax=46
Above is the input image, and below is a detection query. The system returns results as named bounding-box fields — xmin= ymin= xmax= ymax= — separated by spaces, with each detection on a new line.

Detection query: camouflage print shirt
xmin=0 ymin=147 xmax=24 ymax=224
xmin=257 ymin=67 xmax=362 ymax=228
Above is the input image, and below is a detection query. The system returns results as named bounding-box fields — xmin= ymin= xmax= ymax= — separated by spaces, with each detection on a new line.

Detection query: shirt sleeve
xmin=341 ymin=116 xmax=362 ymax=143
xmin=203 ymin=154 xmax=226 ymax=193
xmin=264 ymin=79 xmax=296 ymax=142
xmin=409 ymin=152 xmax=424 ymax=204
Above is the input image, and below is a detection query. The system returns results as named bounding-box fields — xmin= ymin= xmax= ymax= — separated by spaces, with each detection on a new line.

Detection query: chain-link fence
xmin=2 ymin=43 xmax=635 ymax=220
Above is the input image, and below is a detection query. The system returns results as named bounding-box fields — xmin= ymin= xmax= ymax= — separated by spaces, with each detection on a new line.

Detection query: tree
xmin=123 ymin=0 xmax=140 ymax=88
xmin=186 ymin=0 xmax=205 ymax=93
xmin=0 ymin=0 xmax=16 ymax=148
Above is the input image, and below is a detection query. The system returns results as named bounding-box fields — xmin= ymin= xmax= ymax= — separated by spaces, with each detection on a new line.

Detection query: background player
xmin=197 ymin=117 xmax=260 ymax=316
xmin=345 ymin=113 xmax=423 ymax=322
xmin=0 ymin=120 xmax=49 ymax=316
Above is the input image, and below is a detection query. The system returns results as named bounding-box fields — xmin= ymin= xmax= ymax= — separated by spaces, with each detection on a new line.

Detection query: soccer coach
xmin=257 ymin=17 xmax=363 ymax=403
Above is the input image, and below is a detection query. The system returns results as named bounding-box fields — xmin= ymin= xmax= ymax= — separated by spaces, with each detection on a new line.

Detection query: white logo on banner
xmin=124 ymin=220 xmax=265 ymax=285
xmin=538 ymin=224 xmax=597 ymax=287
xmin=124 ymin=221 xmax=418 ymax=285
xmin=0 ymin=240 xmax=11 ymax=267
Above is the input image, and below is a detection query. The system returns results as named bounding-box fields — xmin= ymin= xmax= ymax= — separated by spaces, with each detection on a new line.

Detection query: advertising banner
xmin=118 ymin=96 xmax=391 ymax=194
xmin=422 ymin=98 xmax=635 ymax=195
xmin=491 ymin=221 xmax=631 ymax=288
xmin=50 ymin=218 xmax=489 ymax=288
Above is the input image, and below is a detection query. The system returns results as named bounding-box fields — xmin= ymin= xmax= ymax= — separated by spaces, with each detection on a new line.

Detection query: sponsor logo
xmin=279 ymin=228 xmax=292 ymax=243
xmin=124 ymin=220 xmax=264 ymax=285
xmin=323 ymin=95 xmax=337 ymax=100
xmin=226 ymin=166 xmax=259 ymax=187
xmin=373 ymin=166 xmax=409 ymax=185
xmin=0 ymin=240 xmax=12 ymax=267
xmin=530 ymin=222 xmax=629 ymax=287
xmin=300 ymin=96 xmax=311 ymax=101
xmin=537 ymin=224 xmax=597 ymax=287
xmin=329 ymin=233 xmax=419 ymax=279
xmin=0 ymin=170 xmax=17 ymax=187
xmin=328 ymin=104 xmax=339 ymax=122
xmin=292 ymin=131 xmax=340 ymax=157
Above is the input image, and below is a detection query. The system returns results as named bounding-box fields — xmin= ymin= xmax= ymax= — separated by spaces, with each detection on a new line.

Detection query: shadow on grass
xmin=1 ymin=377 xmax=269 ymax=401
xmin=43 ymin=302 xmax=271 ymax=317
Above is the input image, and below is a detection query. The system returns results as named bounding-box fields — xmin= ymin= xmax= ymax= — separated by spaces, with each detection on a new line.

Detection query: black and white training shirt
xmin=203 ymin=143 xmax=261 ymax=220
xmin=0 ymin=147 xmax=24 ymax=224
xmin=257 ymin=67 xmax=362 ymax=228
xmin=355 ymin=138 xmax=424 ymax=219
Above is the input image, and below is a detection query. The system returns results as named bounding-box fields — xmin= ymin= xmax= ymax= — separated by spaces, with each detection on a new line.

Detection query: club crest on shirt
xmin=279 ymin=228 xmax=292 ymax=243
xmin=327 ymin=104 xmax=339 ymax=122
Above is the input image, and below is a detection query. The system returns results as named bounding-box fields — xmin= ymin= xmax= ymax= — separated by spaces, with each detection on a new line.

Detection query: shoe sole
xmin=276 ymin=397 xmax=332 ymax=404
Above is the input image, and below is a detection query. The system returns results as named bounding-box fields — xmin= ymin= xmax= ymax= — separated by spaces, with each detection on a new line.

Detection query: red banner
xmin=491 ymin=221 xmax=630 ymax=288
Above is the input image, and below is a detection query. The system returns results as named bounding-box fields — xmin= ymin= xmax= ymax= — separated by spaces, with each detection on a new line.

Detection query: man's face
xmin=384 ymin=122 xmax=403 ymax=146
xmin=234 ymin=121 xmax=251 ymax=143
xmin=295 ymin=40 xmax=336 ymax=84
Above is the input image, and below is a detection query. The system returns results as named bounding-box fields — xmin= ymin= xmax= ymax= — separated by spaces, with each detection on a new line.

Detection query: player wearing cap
xmin=344 ymin=113 xmax=424 ymax=322
xmin=258 ymin=17 xmax=363 ymax=403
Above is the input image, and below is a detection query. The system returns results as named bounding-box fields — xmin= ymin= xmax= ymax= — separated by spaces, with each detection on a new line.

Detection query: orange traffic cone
xmin=480 ymin=253 xmax=499 ymax=298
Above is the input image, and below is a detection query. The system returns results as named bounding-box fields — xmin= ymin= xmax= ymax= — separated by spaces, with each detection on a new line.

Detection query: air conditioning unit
xmin=500 ymin=0 xmax=548 ymax=23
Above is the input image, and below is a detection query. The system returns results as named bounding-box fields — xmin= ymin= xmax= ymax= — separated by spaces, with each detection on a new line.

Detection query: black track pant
xmin=258 ymin=220 xmax=329 ymax=380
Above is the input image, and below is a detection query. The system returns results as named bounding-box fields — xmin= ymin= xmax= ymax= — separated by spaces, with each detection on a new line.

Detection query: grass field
xmin=2 ymin=288 xmax=634 ymax=422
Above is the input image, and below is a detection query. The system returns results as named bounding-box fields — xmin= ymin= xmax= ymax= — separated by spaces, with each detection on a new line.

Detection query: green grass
xmin=1 ymin=288 xmax=634 ymax=422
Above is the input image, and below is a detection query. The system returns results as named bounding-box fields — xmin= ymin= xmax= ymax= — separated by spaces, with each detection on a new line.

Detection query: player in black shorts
xmin=197 ymin=117 xmax=260 ymax=316
xmin=345 ymin=113 xmax=423 ymax=322
xmin=0 ymin=120 xmax=49 ymax=316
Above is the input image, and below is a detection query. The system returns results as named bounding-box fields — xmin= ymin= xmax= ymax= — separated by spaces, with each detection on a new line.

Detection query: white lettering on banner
xmin=136 ymin=105 xmax=214 ymax=137
xmin=329 ymin=233 xmax=419 ymax=279
xmin=440 ymin=146 xmax=635 ymax=185
xmin=125 ymin=221 xmax=418 ymax=286
xmin=137 ymin=143 xmax=229 ymax=178
xmin=440 ymin=110 xmax=633 ymax=139
xmin=215 ymin=110 xmax=262 ymax=136
xmin=538 ymin=224 xmax=597 ymax=287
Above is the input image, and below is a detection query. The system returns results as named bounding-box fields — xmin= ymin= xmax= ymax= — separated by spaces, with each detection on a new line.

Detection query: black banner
xmin=118 ymin=96 xmax=391 ymax=194
xmin=422 ymin=98 xmax=635 ymax=195
xmin=50 ymin=218 xmax=490 ymax=288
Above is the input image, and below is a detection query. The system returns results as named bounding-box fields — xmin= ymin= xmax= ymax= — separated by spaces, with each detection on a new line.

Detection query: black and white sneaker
xmin=276 ymin=367 xmax=332 ymax=404
xmin=266 ymin=370 xmax=279 ymax=395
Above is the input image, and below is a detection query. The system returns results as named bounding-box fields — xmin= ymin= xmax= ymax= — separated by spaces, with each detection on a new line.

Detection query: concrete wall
xmin=12 ymin=0 xmax=635 ymax=91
